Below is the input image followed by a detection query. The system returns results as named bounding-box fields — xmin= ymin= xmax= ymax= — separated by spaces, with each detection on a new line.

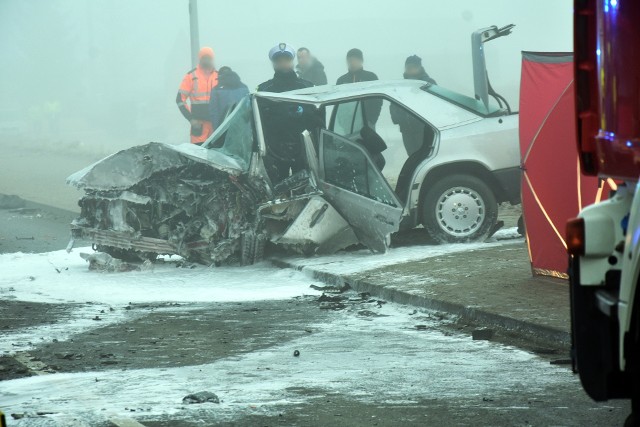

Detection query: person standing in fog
xmin=257 ymin=43 xmax=322 ymax=183
xmin=336 ymin=48 xmax=382 ymax=126
xmin=296 ymin=47 xmax=328 ymax=86
xmin=336 ymin=48 xmax=378 ymax=85
xmin=391 ymin=55 xmax=437 ymax=155
xmin=176 ymin=47 xmax=219 ymax=145
xmin=403 ymin=55 xmax=437 ymax=84
xmin=209 ymin=67 xmax=249 ymax=129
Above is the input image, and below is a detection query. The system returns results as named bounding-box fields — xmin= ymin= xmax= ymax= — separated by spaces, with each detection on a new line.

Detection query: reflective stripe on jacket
xmin=176 ymin=65 xmax=219 ymax=121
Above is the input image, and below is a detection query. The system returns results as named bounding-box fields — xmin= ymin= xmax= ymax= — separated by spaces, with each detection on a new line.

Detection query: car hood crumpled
xmin=67 ymin=142 xmax=246 ymax=191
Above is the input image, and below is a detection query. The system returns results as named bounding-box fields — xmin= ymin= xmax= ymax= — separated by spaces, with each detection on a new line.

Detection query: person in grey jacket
xmin=296 ymin=47 xmax=328 ymax=86
xmin=209 ymin=67 xmax=250 ymax=129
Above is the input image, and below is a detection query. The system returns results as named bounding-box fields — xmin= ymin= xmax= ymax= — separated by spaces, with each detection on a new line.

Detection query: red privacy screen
xmin=519 ymin=52 xmax=612 ymax=278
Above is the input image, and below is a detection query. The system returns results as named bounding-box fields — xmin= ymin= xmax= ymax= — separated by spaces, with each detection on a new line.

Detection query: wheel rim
xmin=435 ymin=186 xmax=486 ymax=238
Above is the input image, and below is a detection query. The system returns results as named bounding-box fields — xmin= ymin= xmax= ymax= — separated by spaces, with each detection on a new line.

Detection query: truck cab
xmin=569 ymin=0 xmax=640 ymax=423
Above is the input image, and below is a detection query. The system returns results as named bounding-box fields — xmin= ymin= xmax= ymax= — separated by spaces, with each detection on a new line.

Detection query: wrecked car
xmin=67 ymin=25 xmax=520 ymax=265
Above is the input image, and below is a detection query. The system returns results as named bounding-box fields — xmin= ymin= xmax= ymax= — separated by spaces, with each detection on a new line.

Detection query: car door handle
xmin=374 ymin=214 xmax=395 ymax=226
xmin=310 ymin=204 xmax=329 ymax=228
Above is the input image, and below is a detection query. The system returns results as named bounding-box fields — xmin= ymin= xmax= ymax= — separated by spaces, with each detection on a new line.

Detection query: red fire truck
xmin=568 ymin=0 xmax=640 ymax=424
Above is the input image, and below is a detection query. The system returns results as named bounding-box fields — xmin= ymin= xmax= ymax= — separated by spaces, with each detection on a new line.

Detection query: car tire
xmin=240 ymin=232 xmax=266 ymax=266
xmin=421 ymin=174 xmax=498 ymax=243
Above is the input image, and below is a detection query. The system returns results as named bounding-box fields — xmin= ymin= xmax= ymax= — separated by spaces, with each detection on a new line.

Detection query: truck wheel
xmin=626 ymin=412 xmax=640 ymax=427
xmin=627 ymin=286 xmax=640 ymax=427
xmin=421 ymin=174 xmax=498 ymax=243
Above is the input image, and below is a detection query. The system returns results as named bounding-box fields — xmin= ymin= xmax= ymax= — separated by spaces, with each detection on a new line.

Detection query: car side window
xmin=333 ymin=101 xmax=364 ymax=137
xmin=322 ymin=131 xmax=398 ymax=207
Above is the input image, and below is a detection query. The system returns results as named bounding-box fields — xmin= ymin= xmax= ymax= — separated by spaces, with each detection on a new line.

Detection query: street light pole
xmin=189 ymin=0 xmax=200 ymax=68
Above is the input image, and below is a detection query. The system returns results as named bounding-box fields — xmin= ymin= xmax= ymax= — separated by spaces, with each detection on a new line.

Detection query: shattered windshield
xmin=203 ymin=95 xmax=254 ymax=168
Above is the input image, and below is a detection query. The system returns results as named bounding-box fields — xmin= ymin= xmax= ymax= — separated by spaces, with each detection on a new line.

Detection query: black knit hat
xmin=347 ymin=48 xmax=364 ymax=60
xmin=405 ymin=55 xmax=422 ymax=67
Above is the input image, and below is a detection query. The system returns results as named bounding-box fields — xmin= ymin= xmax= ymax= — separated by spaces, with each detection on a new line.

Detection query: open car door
xmin=319 ymin=129 xmax=403 ymax=252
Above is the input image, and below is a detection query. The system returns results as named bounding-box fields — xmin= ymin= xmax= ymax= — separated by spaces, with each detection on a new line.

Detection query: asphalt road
xmin=0 ymin=197 xmax=77 ymax=254
xmin=0 ymin=283 xmax=630 ymax=426
xmin=0 ymin=195 xmax=628 ymax=426
xmin=0 ymin=142 xmax=104 ymax=212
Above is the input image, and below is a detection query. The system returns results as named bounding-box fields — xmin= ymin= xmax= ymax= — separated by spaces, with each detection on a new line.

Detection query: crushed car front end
xmin=67 ymin=96 xmax=269 ymax=265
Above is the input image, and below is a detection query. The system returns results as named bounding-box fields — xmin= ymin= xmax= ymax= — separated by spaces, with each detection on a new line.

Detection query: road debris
xmin=182 ymin=391 xmax=220 ymax=404
xmin=80 ymin=252 xmax=140 ymax=272
xmin=472 ymin=329 xmax=494 ymax=341
xmin=310 ymin=284 xmax=351 ymax=294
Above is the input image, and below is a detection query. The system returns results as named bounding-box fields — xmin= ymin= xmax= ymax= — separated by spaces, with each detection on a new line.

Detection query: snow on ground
xmin=0 ymin=302 xmax=571 ymax=425
xmin=0 ymin=239 xmax=572 ymax=425
xmin=0 ymin=248 xmax=322 ymax=306
xmin=0 ymin=248 xmax=322 ymax=356
xmin=492 ymin=226 xmax=522 ymax=241
xmin=0 ymin=303 xmax=134 ymax=356
xmin=0 ymin=236 xmax=521 ymax=306
xmin=283 ymin=235 xmax=523 ymax=275
xmin=0 ymin=239 xmax=521 ymax=356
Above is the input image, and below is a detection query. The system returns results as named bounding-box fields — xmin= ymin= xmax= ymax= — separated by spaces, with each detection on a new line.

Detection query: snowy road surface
xmin=0 ymin=247 xmax=629 ymax=426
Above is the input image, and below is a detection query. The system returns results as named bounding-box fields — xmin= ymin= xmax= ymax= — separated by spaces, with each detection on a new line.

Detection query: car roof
xmin=255 ymin=80 xmax=488 ymax=129
xmin=256 ymin=79 xmax=425 ymax=102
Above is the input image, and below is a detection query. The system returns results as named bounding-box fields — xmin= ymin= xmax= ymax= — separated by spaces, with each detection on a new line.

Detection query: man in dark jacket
xmin=336 ymin=48 xmax=382 ymax=127
xmin=209 ymin=67 xmax=250 ymax=129
xmin=403 ymin=55 xmax=437 ymax=84
xmin=257 ymin=43 xmax=322 ymax=183
xmin=296 ymin=47 xmax=327 ymax=86
xmin=390 ymin=55 xmax=437 ymax=157
xmin=336 ymin=48 xmax=378 ymax=85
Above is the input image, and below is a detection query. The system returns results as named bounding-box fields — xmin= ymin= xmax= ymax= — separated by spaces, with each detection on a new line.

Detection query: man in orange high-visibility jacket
xmin=176 ymin=47 xmax=219 ymax=144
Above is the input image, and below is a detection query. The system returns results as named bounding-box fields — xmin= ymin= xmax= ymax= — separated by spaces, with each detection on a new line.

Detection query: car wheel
xmin=240 ymin=232 xmax=266 ymax=266
xmin=421 ymin=174 xmax=498 ymax=243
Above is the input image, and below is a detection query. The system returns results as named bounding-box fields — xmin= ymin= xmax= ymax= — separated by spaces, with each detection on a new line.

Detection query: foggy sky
xmin=0 ymin=0 xmax=573 ymax=151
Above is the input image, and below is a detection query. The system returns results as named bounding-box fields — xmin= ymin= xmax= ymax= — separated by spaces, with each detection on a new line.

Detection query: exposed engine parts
xmin=73 ymin=161 xmax=261 ymax=265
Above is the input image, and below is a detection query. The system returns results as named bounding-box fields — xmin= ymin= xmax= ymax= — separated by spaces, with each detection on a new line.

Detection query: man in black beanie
xmin=336 ymin=48 xmax=379 ymax=85
xmin=403 ymin=55 xmax=437 ymax=84
xmin=390 ymin=55 xmax=437 ymax=158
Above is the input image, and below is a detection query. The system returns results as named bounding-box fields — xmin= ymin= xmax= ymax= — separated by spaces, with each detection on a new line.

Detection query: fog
xmin=0 ymin=0 xmax=572 ymax=148
xmin=0 ymin=0 xmax=572 ymax=209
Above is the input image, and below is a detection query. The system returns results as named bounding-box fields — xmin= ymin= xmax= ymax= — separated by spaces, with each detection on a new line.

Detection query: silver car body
xmin=258 ymin=79 xmax=520 ymax=218
xmin=67 ymin=79 xmax=520 ymax=264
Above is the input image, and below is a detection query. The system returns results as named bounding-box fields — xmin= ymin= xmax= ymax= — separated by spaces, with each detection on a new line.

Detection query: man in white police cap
xmin=258 ymin=43 xmax=313 ymax=93
xmin=257 ymin=43 xmax=322 ymax=183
